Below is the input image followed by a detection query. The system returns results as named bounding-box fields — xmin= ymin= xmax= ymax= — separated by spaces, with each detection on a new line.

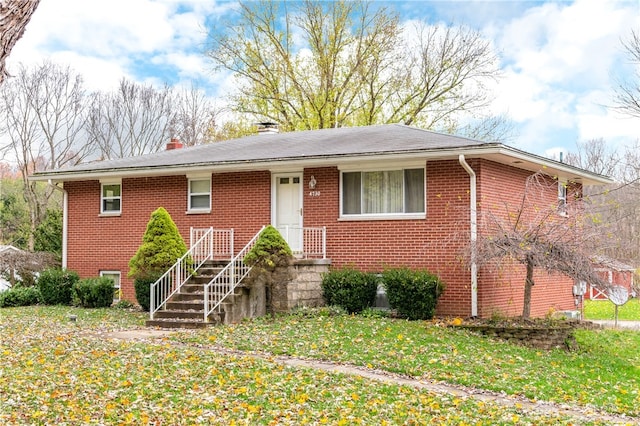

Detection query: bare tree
xmin=566 ymin=139 xmax=640 ymax=266
xmin=0 ymin=248 xmax=57 ymax=287
xmin=0 ymin=61 xmax=89 ymax=249
xmin=169 ymin=85 xmax=223 ymax=146
xmin=0 ymin=0 xmax=41 ymax=83
xmin=613 ymin=29 xmax=640 ymax=118
xmin=87 ymin=78 xmax=175 ymax=159
xmin=207 ymin=0 xmax=503 ymax=137
xmin=564 ymin=138 xmax=621 ymax=180
xmin=473 ymin=173 xmax=610 ymax=318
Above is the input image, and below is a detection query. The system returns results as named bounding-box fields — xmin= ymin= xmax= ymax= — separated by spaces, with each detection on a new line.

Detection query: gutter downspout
xmin=458 ymin=155 xmax=478 ymax=317
xmin=49 ymin=180 xmax=68 ymax=269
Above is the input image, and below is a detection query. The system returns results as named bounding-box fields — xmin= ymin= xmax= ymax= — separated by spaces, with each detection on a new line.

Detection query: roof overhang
xmin=30 ymin=144 xmax=612 ymax=186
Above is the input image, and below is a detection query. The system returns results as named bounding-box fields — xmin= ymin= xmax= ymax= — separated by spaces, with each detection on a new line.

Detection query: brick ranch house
xmin=31 ymin=124 xmax=610 ymax=319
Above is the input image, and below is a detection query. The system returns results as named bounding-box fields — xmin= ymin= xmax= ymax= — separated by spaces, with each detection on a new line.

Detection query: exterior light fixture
xmin=309 ymin=175 xmax=317 ymax=189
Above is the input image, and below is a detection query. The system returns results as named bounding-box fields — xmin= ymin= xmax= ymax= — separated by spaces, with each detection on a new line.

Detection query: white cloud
xmin=484 ymin=0 xmax=639 ymax=154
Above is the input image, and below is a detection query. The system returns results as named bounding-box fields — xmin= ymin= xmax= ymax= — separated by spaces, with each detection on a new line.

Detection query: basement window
xmin=100 ymin=271 xmax=121 ymax=303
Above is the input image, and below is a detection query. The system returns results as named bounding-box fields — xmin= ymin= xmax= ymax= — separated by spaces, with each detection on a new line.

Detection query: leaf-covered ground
xmin=1 ymin=306 xmax=638 ymax=425
xmin=173 ymin=311 xmax=640 ymax=419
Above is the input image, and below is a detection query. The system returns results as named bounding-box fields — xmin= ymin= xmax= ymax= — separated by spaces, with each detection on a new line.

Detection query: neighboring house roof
xmin=592 ymin=255 xmax=636 ymax=272
xmin=30 ymin=124 xmax=611 ymax=185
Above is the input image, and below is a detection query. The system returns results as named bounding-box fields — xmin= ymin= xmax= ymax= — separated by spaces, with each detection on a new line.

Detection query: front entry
xmin=273 ymin=173 xmax=303 ymax=253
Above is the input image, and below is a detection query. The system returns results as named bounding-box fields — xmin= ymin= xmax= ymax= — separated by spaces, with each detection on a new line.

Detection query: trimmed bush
xmin=134 ymin=276 xmax=158 ymax=312
xmin=128 ymin=207 xmax=189 ymax=281
xmin=382 ymin=268 xmax=444 ymax=320
xmin=37 ymin=268 xmax=79 ymax=305
xmin=321 ymin=268 xmax=378 ymax=314
xmin=72 ymin=277 xmax=115 ymax=308
xmin=0 ymin=286 xmax=41 ymax=307
xmin=243 ymin=225 xmax=293 ymax=271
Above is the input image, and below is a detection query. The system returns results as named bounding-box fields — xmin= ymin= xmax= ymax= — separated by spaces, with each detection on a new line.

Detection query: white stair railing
xmin=203 ymin=227 xmax=264 ymax=321
xmin=150 ymin=227 xmax=214 ymax=320
xmin=276 ymin=226 xmax=326 ymax=259
xmin=191 ymin=227 xmax=234 ymax=260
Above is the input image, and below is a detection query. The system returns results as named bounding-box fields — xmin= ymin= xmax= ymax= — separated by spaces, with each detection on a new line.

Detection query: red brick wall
xmin=65 ymin=171 xmax=270 ymax=302
xmin=475 ymin=161 xmax=578 ymax=317
xmin=64 ymin=159 xmax=581 ymax=318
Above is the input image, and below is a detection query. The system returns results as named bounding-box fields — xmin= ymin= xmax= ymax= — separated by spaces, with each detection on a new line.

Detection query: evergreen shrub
xmin=37 ymin=268 xmax=79 ymax=305
xmin=128 ymin=207 xmax=189 ymax=280
xmin=382 ymin=268 xmax=444 ymax=320
xmin=321 ymin=267 xmax=378 ymax=314
xmin=134 ymin=276 xmax=158 ymax=312
xmin=243 ymin=225 xmax=293 ymax=271
xmin=0 ymin=286 xmax=41 ymax=307
xmin=72 ymin=277 xmax=115 ymax=308
xmin=128 ymin=207 xmax=190 ymax=311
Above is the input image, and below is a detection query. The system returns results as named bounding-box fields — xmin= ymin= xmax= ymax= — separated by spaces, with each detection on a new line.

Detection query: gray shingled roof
xmin=31 ymin=124 xmax=611 ymax=184
xmin=42 ymin=124 xmax=490 ymax=172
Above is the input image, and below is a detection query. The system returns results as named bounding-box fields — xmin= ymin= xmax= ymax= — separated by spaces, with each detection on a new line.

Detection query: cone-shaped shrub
xmin=128 ymin=208 xmax=189 ymax=309
xmin=128 ymin=207 xmax=188 ymax=280
xmin=243 ymin=225 xmax=293 ymax=271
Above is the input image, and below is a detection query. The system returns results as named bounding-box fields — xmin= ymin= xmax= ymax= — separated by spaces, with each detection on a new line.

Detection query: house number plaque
xmin=309 ymin=191 xmax=321 ymax=197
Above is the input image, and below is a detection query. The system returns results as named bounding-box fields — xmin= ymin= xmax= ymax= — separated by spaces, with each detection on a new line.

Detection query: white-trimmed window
xmin=558 ymin=180 xmax=567 ymax=216
xmin=101 ymin=181 xmax=121 ymax=214
xmin=341 ymin=168 xmax=425 ymax=218
xmin=100 ymin=271 xmax=121 ymax=303
xmin=188 ymin=177 xmax=211 ymax=212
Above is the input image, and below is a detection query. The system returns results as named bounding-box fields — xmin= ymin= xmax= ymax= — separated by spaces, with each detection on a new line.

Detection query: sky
xmin=6 ymin=0 xmax=640 ymax=159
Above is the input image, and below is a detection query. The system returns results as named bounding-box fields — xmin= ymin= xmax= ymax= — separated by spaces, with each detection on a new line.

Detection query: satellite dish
xmin=608 ymin=286 xmax=629 ymax=329
xmin=608 ymin=286 xmax=629 ymax=306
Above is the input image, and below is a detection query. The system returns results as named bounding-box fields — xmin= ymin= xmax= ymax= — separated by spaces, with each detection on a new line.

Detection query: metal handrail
xmin=191 ymin=228 xmax=234 ymax=260
xmin=203 ymin=227 xmax=264 ymax=321
xmin=276 ymin=226 xmax=326 ymax=259
xmin=150 ymin=227 xmax=214 ymax=319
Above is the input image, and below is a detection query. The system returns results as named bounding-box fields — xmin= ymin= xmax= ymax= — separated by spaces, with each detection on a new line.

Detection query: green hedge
xmin=72 ymin=277 xmax=115 ymax=308
xmin=321 ymin=268 xmax=378 ymax=314
xmin=37 ymin=268 xmax=80 ymax=305
xmin=382 ymin=268 xmax=444 ymax=320
xmin=0 ymin=286 xmax=41 ymax=307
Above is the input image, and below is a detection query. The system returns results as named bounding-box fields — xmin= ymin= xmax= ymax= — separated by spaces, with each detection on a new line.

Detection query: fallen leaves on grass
xmin=0 ymin=306 xmax=601 ymax=425
xmin=177 ymin=313 xmax=640 ymax=418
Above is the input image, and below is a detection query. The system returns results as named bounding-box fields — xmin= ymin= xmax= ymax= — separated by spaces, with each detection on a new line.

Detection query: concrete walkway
xmin=590 ymin=319 xmax=640 ymax=330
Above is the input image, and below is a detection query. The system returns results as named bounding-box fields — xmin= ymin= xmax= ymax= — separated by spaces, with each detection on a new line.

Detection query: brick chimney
xmin=166 ymin=138 xmax=183 ymax=150
xmin=256 ymin=122 xmax=279 ymax=135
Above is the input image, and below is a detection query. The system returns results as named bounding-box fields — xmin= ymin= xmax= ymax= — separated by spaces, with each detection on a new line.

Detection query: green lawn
xmin=1 ymin=306 xmax=639 ymax=425
xmin=584 ymin=298 xmax=640 ymax=320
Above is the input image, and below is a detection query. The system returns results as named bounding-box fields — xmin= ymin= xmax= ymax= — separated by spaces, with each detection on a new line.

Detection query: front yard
xmin=1 ymin=306 xmax=639 ymax=425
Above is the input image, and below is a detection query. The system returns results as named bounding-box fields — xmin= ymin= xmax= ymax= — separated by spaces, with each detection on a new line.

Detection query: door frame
xmin=271 ymin=171 xmax=304 ymax=230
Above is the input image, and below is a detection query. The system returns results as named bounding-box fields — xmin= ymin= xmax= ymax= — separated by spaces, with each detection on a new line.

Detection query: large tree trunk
xmin=0 ymin=0 xmax=41 ymax=83
xmin=522 ymin=255 xmax=535 ymax=318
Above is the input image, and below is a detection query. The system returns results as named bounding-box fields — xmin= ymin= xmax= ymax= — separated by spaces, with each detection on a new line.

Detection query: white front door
xmin=273 ymin=173 xmax=303 ymax=253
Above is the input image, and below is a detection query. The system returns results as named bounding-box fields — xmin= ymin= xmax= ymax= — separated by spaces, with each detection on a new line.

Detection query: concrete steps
xmin=145 ymin=260 xmax=235 ymax=329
